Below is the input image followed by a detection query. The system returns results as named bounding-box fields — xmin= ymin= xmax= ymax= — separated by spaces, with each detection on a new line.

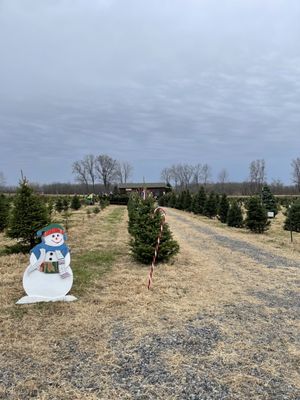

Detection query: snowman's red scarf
xmin=147 ymin=207 xmax=166 ymax=290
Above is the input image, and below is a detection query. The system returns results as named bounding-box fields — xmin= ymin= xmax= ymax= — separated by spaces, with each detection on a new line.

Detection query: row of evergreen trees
xmin=0 ymin=181 xmax=108 ymax=252
xmin=158 ymin=186 xmax=282 ymax=233
xmin=128 ymin=194 xmax=179 ymax=264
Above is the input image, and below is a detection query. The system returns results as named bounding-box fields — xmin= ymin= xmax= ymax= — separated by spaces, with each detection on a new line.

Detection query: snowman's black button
xmin=49 ymin=258 xmax=52 ymax=261
xmin=50 ymin=252 xmax=53 ymax=255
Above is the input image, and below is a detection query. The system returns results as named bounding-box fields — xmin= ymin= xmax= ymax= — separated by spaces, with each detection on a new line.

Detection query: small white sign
xmin=267 ymin=211 xmax=274 ymax=218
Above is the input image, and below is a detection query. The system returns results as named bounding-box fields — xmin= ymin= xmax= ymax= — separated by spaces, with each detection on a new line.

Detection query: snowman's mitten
xmin=56 ymin=250 xmax=71 ymax=278
xmin=28 ymin=249 xmax=46 ymax=273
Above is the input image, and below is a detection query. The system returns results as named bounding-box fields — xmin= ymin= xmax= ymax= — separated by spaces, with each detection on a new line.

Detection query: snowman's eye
xmin=52 ymin=234 xmax=55 ymax=238
xmin=56 ymin=234 xmax=60 ymax=238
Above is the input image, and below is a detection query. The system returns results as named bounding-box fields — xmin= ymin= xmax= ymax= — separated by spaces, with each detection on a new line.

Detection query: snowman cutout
xmin=17 ymin=224 xmax=77 ymax=304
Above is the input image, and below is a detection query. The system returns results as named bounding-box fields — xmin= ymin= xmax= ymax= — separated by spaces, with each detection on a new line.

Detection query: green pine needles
xmin=245 ymin=196 xmax=270 ymax=233
xmin=284 ymin=200 xmax=300 ymax=232
xmin=261 ymin=185 xmax=278 ymax=216
xmin=0 ymin=194 xmax=10 ymax=232
xmin=128 ymin=195 xmax=179 ymax=264
xmin=7 ymin=178 xmax=50 ymax=249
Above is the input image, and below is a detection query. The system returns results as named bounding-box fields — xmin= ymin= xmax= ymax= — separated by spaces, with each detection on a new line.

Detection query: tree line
xmin=158 ymin=185 xmax=300 ymax=234
xmin=1 ymin=157 xmax=300 ymax=195
xmin=160 ymin=158 xmax=300 ymax=195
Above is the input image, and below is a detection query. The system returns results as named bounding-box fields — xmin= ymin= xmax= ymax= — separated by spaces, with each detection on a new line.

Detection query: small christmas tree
xmin=7 ymin=178 xmax=50 ymax=249
xmin=127 ymin=194 xmax=142 ymax=236
xmin=203 ymin=192 xmax=218 ymax=218
xmin=218 ymin=194 xmax=229 ymax=223
xmin=55 ymin=197 xmax=64 ymax=213
xmin=261 ymin=185 xmax=278 ymax=216
xmin=175 ymin=191 xmax=185 ymax=210
xmin=71 ymin=195 xmax=81 ymax=210
xmin=168 ymin=192 xmax=177 ymax=208
xmin=182 ymin=190 xmax=192 ymax=211
xmin=227 ymin=200 xmax=244 ymax=228
xmin=128 ymin=196 xmax=179 ymax=264
xmin=284 ymin=200 xmax=300 ymax=232
xmin=245 ymin=196 xmax=270 ymax=233
xmin=0 ymin=194 xmax=9 ymax=232
xmin=62 ymin=198 xmax=70 ymax=212
xmin=192 ymin=186 xmax=206 ymax=215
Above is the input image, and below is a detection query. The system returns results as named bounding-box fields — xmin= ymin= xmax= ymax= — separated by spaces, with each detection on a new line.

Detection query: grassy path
xmin=0 ymin=205 xmax=299 ymax=399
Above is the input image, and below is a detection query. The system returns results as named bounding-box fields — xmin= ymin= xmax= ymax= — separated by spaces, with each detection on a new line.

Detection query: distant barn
xmin=118 ymin=183 xmax=169 ymax=197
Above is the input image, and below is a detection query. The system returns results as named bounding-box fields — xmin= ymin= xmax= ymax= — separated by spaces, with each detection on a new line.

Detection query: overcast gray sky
xmin=1 ymin=0 xmax=300 ymax=185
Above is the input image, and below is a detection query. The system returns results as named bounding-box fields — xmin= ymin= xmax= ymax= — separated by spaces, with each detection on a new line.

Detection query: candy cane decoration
xmin=147 ymin=207 xmax=166 ymax=290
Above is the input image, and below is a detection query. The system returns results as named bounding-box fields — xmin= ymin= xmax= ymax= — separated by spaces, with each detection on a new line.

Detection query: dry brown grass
xmin=0 ymin=205 xmax=299 ymax=399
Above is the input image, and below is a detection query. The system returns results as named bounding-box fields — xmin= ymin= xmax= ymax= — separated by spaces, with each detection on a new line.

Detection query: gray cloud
xmin=0 ymin=0 xmax=300 ymax=184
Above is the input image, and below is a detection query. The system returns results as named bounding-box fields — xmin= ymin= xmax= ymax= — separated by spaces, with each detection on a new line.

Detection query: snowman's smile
xmin=52 ymin=238 xmax=62 ymax=244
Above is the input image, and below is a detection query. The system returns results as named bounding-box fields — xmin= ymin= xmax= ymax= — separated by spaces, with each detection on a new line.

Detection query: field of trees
xmin=0 ymin=174 xmax=299 ymax=399
xmin=1 ymin=193 xmax=299 ymax=398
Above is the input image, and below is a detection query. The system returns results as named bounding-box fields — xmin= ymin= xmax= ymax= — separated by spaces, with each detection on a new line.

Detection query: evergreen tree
xmin=0 ymin=194 xmax=9 ymax=232
xmin=62 ymin=197 xmax=70 ymax=212
xmin=245 ymin=196 xmax=270 ymax=233
xmin=261 ymin=185 xmax=278 ymax=216
xmin=215 ymin=193 xmax=220 ymax=211
xmin=218 ymin=193 xmax=229 ymax=223
xmin=175 ymin=191 xmax=184 ymax=210
xmin=71 ymin=195 xmax=81 ymax=210
xmin=203 ymin=192 xmax=218 ymax=218
xmin=193 ymin=186 xmax=206 ymax=215
xmin=227 ymin=200 xmax=244 ymax=228
xmin=7 ymin=179 xmax=50 ymax=249
xmin=183 ymin=190 xmax=192 ymax=211
xmin=55 ymin=197 xmax=64 ymax=213
xmin=127 ymin=194 xmax=142 ymax=236
xmin=128 ymin=196 xmax=179 ymax=264
xmin=158 ymin=194 xmax=166 ymax=207
xmin=47 ymin=198 xmax=55 ymax=219
xmin=284 ymin=200 xmax=300 ymax=232
xmin=168 ymin=192 xmax=177 ymax=208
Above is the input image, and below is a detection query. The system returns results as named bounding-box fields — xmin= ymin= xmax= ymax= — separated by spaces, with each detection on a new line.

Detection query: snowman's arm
xmin=27 ymin=249 xmax=46 ymax=273
xmin=64 ymin=252 xmax=71 ymax=268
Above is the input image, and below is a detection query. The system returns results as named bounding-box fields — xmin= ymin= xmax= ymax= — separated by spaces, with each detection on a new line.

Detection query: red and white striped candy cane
xmin=147 ymin=207 xmax=166 ymax=290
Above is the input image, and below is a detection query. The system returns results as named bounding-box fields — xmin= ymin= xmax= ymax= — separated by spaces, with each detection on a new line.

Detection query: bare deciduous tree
xmin=171 ymin=164 xmax=194 ymax=188
xmin=72 ymin=160 xmax=89 ymax=191
xmin=218 ymin=168 xmax=229 ymax=192
xmin=181 ymin=164 xmax=195 ymax=188
xmin=95 ymin=154 xmax=118 ymax=190
xmin=218 ymin=168 xmax=229 ymax=184
xmin=291 ymin=158 xmax=300 ymax=191
xmin=83 ymin=154 xmax=96 ymax=193
xmin=248 ymin=159 xmax=266 ymax=193
xmin=201 ymin=163 xmax=212 ymax=186
xmin=116 ymin=161 xmax=133 ymax=184
xmin=160 ymin=167 xmax=172 ymax=185
xmin=170 ymin=164 xmax=179 ymax=187
xmin=192 ymin=163 xmax=203 ymax=186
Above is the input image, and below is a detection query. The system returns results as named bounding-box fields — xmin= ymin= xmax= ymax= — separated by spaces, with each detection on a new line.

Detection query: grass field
xmin=0 ymin=205 xmax=299 ymax=399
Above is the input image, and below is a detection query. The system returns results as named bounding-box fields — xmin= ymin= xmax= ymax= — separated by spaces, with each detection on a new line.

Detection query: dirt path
xmin=1 ymin=206 xmax=299 ymax=400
